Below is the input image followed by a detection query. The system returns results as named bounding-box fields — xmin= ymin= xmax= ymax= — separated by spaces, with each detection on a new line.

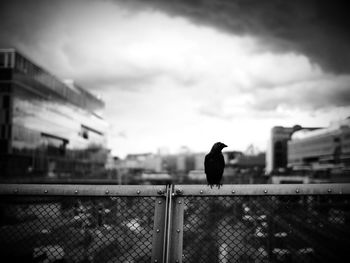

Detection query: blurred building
xmin=139 ymin=172 xmax=172 ymax=184
xmin=223 ymin=151 xmax=266 ymax=184
xmin=116 ymin=149 xmax=266 ymax=184
xmin=123 ymin=153 xmax=163 ymax=172
xmin=116 ymin=153 xmax=167 ymax=184
xmin=117 ymin=152 xmax=199 ymax=184
xmin=0 ymin=48 xmax=109 ymax=179
xmin=266 ymin=125 xmax=321 ymax=174
xmin=288 ymin=117 xmax=350 ymax=179
xmin=194 ymin=153 xmax=206 ymax=170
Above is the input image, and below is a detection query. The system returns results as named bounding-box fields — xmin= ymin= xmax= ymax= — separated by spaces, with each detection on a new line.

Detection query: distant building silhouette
xmin=288 ymin=117 xmax=350 ymax=175
xmin=266 ymin=125 xmax=321 ymax=174
xmin=0 ymin=48 xmax=108 ymax=179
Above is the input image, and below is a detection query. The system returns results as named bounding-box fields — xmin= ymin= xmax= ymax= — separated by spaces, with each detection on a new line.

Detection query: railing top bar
xmin=174 ymin=184 xmax=350 ymax=196
xmin=0 ymin=184 xmax=167 ymax=197
xmin=1 ymin=183 xmax=350 ymax=197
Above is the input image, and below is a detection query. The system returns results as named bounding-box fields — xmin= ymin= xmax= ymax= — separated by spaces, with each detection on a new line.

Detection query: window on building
xmin=41 ymin=133 xmax=69 ymax=156
xmin=80 ymin=124 xmax=103 ymax=140
xmin=3 ymin=95 xmax=10 ymax=109
xmin=0 ymin=53 xmax=5 ymax=67
xmin=274 ymin=140 xmax=287 ymax=168
xmin=4 ymin=111 xmax=10 ymax=123
xmin=0 ymin=139 xmax=7 ymax=153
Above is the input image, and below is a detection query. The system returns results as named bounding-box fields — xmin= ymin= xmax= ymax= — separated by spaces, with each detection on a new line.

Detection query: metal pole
xmin=151 ymin=196 xmax=167 ymax=263
xmin=165 ymin=185 xmax=174 ymax=263
xmin=168 ymin=187 xmax=184 ymax=263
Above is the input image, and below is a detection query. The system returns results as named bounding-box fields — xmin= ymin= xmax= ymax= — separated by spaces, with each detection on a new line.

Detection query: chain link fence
xmin=172 ymin=184 xmax=350 ymax=263
xmin=181 ymin=195 xmax=349 ymax=263
xmin=0 ymin=185 xmax=166 ymax=263
xmin=0 ymin=184 xmax=349 ymax=263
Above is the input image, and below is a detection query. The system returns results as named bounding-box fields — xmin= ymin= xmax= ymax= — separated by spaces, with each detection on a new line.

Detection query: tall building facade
xmin=0 ymin=49 xmax=109 ymax=178
xmin=266 ymin=126 xmax=299 ymax=174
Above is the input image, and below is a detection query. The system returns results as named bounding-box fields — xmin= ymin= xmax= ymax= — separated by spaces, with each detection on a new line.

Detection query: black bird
xmin=204 ymin=142 xmax=227 ymax=189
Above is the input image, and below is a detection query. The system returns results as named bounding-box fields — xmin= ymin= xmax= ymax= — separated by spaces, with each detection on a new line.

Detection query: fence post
xmin=151 ymin=196 xmax=168 ymax=263
xmin=168 ymin=192 xmax=184 ymax=263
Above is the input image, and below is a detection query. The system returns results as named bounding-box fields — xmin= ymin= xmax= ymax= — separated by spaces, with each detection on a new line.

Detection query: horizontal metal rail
xmin=173 ymin=183 xmax=350 ymax=196
xmin=0 ymin=184 xmax=167 ymax=196
xmin=1 ymin=184 xmax=350 ymax=197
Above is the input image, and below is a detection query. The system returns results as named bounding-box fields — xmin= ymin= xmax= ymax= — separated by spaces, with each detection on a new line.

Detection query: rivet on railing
xmin=295 ymin=189 xmax=300 ymax=193
xmin=232 ymin=190 xmax=235 ymax=194
xmin=157 ymin=189 xmax=164 ymax=195
xmin=105 ymin=190 xmax=109 ymax=195
xmin=74 ymin=190 xmax=78 ymax=194
xmin=264 ymin=189 xmax=268 ymax=194
xmin=156 ymin=229 xmax=160 ymax=233
xmin=137 ymin=190 xmax=141 ymax=195
xmin=175 ymin=260 xmax=179 ymax=263
xmin=176 ymin=229 xmax=180 ymax=233
xmin=13 ymin=189 xmax=18 ymax=193
xmin=178 ymin=201 xmax=182 ymax=204
xmin=44 ymin=190 xmax=48 ymax=194
xmin=154 ymin=259 xmax=158 ymax=263
xmin=327 ymin=189 xmax=332 ymax=193
xmin=158 ymin=201 xmax=162 ymax=204
xmin=200 ymin=190 xmax=203 ymax=194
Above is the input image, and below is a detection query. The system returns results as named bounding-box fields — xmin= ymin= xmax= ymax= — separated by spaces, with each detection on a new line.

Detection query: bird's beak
xmin=223 ymin=144 xmax=228 ymax=148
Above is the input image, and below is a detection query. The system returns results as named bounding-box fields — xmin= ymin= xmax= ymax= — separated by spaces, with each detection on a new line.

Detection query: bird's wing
xmin=217 ymin=153 xmax=225 ymax=175
xmin=204 ymin=154 xmax=214 ymax=174
xmin=205 ymin=153 xmax=225 ymax=184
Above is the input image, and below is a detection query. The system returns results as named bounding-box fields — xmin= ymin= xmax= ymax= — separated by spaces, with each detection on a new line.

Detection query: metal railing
xmin=170 ymin=184 xmax=350 ymax=263
xmin=1 ymin=184 xmax=349 ymax=263
xmin=0 ymin=184 xmax=168 ymax=263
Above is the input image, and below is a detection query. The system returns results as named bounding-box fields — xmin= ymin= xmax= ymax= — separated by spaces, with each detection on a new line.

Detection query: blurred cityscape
xmin=1 ymin=49 xmax=350 ymax=263
xmin=1 ymin=48 xmax=350 ymax=185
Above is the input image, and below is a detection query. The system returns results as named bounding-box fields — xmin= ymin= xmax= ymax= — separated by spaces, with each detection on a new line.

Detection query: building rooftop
xmin=291 ymin=118 xmax=350 ymax=140
xmin=0 ymin=48 xmax=104 ymax=113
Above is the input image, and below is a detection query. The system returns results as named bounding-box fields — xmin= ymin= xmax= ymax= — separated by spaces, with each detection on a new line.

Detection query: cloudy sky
xmin=1 ymin=0 xmax=350 ymax=157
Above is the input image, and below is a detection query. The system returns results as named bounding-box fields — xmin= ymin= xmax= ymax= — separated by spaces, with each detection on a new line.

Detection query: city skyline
xmin=1 ymin=0 xmax=349 ymax=157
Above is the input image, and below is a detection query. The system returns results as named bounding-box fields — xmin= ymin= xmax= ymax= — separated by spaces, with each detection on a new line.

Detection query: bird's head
xmin=211 ymin=142 xmax=228 ymax=153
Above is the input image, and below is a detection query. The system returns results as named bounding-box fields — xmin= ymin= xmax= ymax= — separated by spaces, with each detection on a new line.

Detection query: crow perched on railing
xmin=204 ymin=142 xmax=227 ymax=189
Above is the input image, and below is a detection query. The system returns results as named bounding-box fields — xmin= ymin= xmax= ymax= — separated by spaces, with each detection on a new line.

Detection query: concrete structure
xmin=266 ymin=125 xmax=321 ymax=174
xmin=266 ymin=126 xmax=299 ymax=174
xmin=288 ymin=117 xmax=350 ymax=172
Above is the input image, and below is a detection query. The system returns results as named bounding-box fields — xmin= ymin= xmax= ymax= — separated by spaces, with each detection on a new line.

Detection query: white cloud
xmin=2 ymin=0 xmax=349 ymax=156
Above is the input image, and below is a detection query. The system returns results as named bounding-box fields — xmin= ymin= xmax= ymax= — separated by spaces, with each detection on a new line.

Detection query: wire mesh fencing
xmin=0 ymin=184 xmax=349 ymax=263
xmin=176 ymin=186 xmax=350 ymax=263
xmin=0 ymin=185 xmax=167 ymax=263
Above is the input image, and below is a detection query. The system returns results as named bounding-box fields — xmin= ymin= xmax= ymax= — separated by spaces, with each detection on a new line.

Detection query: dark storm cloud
xmin=2 ymin=0 xmax=349 ymax=75
xmin=0 ymin=0 xmax=64 ymax=46
xmin=122 ymin=0 xmax=350 ymax=74
xmin=1 ymin=0 xmax=349 ymax=114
